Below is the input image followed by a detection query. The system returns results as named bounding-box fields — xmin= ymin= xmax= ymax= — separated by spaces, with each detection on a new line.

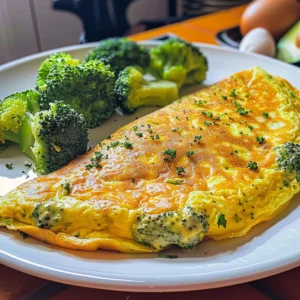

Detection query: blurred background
xmin=0 ymin=0 xmax=252 ymax=65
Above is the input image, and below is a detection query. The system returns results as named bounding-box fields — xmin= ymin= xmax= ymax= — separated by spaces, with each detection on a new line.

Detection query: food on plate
xmin=148 ymin=38 xmax=208 ymax=88
xmin=84 ymin=38 xmax=150 ymax=75
xmin=37 ymin=54 xmax=116 ymax=128
xmin=1 ymin=67 xmax=299 ymax=253
xmin=277 ymin=21 xmax=300 ymax=64
xmin=240 ymin=0 xmax=300 ymax=39
xmin=0 ymin=91 xmax=88 ymax=174
xmin=115 ymin=66 xmax=179 ymax=113
xmin=239 ymin=28 xmax=276 ymax=57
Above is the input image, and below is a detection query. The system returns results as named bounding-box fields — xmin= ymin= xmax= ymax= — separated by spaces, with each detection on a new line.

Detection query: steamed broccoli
xmin=149 ymin=38 xmax=208 ymax=88
xmin=115 ymin=66 xmax=178 ymax=113
xmin=1 ymin=91 xmax=88 ymax=175
xmin=37 ymin=55 xmax=116 ymax=128
xmin=37 ymin=53 xmax=80 ymax=89
xmin=84 ymin=38 xmax=150 ymax=75
xmin=275 ymin=142 xmax=300 ymax=181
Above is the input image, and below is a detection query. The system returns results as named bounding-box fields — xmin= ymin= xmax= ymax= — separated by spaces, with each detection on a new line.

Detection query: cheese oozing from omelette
xmin=0 ymin=67 xmax=300 ymax=253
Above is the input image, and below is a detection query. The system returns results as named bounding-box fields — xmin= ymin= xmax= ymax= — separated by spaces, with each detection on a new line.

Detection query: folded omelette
xmin=1 ymin=67 xmax=300 ymax=253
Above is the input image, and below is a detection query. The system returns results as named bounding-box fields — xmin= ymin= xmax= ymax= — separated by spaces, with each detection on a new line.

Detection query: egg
xmin=240 ymin=0 xmax=300 ymax=39
xmin=239 ymin=28 xmax=276 ymax=57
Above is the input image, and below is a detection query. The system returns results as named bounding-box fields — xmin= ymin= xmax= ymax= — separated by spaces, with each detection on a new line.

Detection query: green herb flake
xmin=248 ymin=125 xmax=254 ymax=131
xmin=256 ymin=136 xmax=265 ymax=144
xmin=230 ymin=89 xmax=237 ymax=98
xmin=165 ymin=178 xmax=184 ymax=185
xmin=221 ymin=95 xmax=227 ymax=100
xmin=186 ymin=150 xmax=195 ymax=157
xmin=163 ymin=149 xmax=176 ymax=161
xmin=236 ymin=106 xmax=251 ymax=115
xmin=262 ymin=112 xmax=269 ymax=118
xmin=5 ymin=163 xmax=13 ymax=170
xmin=25 ymin=163 xmax=32 ymax=168
xmin=123 ymin=141 xmax=133 ymax=149
xmin=217 ymin=213 xmax=227 ymax=228
xmin=158 ymin=253 xmax=178 ymax=259
xmin=193 ymin=135 xmax=202 ymax=143
xmin=111 ymin=141 xmax=120 ymax=148
xmin=135 ymin=132 xmax=143 ymax=137
xmin=247 ymin=161 xmax=258 ymax=170
xmin=204 ymin=121 xmax=212 ymax=126
xmin=147 ymin=124 xmax=153 ymax=133
xmin=19 ymin=231 xmax=28 ymax=239
xmin=176 ymin=167 xmax=186 ymax=175
xmin=133 ymin=126 xmax=138 ymax=132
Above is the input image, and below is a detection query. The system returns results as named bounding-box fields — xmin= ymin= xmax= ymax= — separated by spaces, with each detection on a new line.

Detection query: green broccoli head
xmin=115 ymin=66 xmax=178 ymax=113
xmin=0 ymin=90 xmax=40 ymax=144
xmin=27 ymin=102 xmax=88 ymax=174
xmin=84 ymin=38 xmax=150 ymax=75
xmin=1 ymin=91 xmax=88 ymax=175
xmin=275 ymin=142 xmax=300 ymax=182
xmin=149 ymin=38 xmax=208 ymax=88
xmin=37 ymin=53 xmax=80 ymax=90
xmin=38 ymin=59 xmax=116 ymax=128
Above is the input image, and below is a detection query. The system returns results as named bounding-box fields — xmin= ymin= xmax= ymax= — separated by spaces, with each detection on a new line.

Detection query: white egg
xmin=239 ymin=28 xmax=276 ymax=57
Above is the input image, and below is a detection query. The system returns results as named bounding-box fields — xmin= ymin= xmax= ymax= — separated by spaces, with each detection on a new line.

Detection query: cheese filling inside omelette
xmin=1 ymin=67 xmax=300 ymax=253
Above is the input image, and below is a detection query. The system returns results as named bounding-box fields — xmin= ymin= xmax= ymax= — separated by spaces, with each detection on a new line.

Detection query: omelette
xmin=1 ymin=67 xmax=300 ymax=253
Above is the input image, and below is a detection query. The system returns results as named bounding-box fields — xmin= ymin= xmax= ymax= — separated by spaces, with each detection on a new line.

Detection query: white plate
xmin=0 ymin=42 xmax=300 ymax=292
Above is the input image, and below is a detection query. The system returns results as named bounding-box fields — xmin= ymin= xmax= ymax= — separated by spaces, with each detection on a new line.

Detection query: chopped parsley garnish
xmin=221 ymin=95 xmax=227 ymax=100
xmin=158 ymin=254 xmax=178 ymax=259
xmin=176 ymin=167 xmax=186 ymax=175
xmin=19 ymin=231 xmax=28 ymax=239
xmin=290 ymin=92 xmax=295 ymax=98
xmin=5 ymin=163 xmax=13 ymax=170
xmin=111 ymin=141 xmax=120 ymax=148
xmin=202 ymin=111 xmax=213 ymax=118
xmin=133 ymin=126 xmax=138 ymax=131
xmin=186 ymin=150 xmax=195 ymax=157
xmin=236 ymin=106 xmax=251 ymax=115
xmin=135 ymin=132 xmax=143 ymax=137
xmin=194 ymin=100 xmax=206 ymax=106
xmin=64 ymin=182 xmax=71 ymax=194
xmin=248 ymin=125 xmax=254 ymax=131
xmin=25 ymin=163 xmax=32 ymax=168
xmin=256 ymin=136 xmax=265 ymax=144
xmin=247 ymin=161 xmax=258 ymax=170
xmin=163 ymin=149 xmax=176 ymax=161
xmin=204 ymin=121 xmax=212 ymax=126
xmin=165 ymin=178 xmax=184 ymax=185
xmin=147 ymin=124 xmax=153 ymax=133
xmin=85 ymin=164 xmax=94 ymax=170
xmin=262 ymin=112 xmax=269 ymax=118
xmin=193 ymin=135 xmax=202 ymax=142
xmin=155 ymin=134 xmax=160 ymax=140
xmin=123 ymin=141 xmax=133 ymax=149
xmin=230 ymin=89 xmax=237 ymax=98
xmin=217 ymin=213 xmax=227 ymax=228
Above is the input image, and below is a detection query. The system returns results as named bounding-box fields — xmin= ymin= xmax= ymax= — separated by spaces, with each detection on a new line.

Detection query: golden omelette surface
xmin=1 ymin=67 xmax=300 ymax=253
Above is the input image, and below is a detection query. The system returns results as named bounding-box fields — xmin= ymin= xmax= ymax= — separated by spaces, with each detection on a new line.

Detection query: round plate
xmin=0 ymin=42 xmax=300 ymax=292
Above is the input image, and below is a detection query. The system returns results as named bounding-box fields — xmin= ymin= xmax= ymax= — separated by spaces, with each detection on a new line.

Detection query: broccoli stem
xmin=136 ymin=80 xmax=178 ymax=107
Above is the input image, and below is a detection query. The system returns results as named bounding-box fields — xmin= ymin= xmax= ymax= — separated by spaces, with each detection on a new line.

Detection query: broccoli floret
xmin=37 ymin=57 xmax=116 ymax=128
xmin=0 ymin=90 xmax=40 ymax=144
xmin=31 ymin=199 xmax=64 ymax=229
xmin=84 ymin=38 xmax=150 ymax=75
xmin=1 ymin=91 xmax=88 ymax=175
xmin=275 ymin=142 xmax=300 ymax=181
xmin=133 ymin=206 xmax=209 ymax=250
xmin=36 ymin=53 xmax=80 ymax=90
xmin=115 ymin=66 xmax=178 ymax=113
xmin=149 ymin=38 xmax=208 ymax=88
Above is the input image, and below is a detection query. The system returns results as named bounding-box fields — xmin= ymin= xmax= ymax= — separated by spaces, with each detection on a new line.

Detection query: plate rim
xmin=0 ymin=41 xmax=300 ymax=292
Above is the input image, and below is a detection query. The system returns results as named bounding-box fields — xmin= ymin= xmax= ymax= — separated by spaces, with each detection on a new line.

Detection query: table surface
xmin=1 ymin=5 xmax=299 ymax=300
